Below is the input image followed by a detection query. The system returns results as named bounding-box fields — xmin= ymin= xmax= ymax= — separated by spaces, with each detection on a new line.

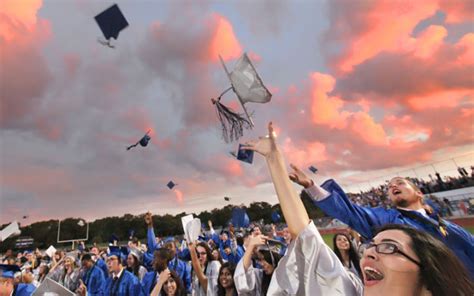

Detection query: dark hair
xmin=375 ymin=224 xmax=473 ymax=296
xmin=257 ymin=250 xmax=281 ymax=295
xmin=126 ymin=252 xmax=140 ymax=278
xmin=80 ymin=254 xmax=92 ymax=262
xmin=196 ymin=242 xmax=213 ymax=268
xmin=153 ymin=248 xmax=172 ymax=272
xmin=332 ymin=232 xmax=362 ymax=277
xmin=211 ymin=247 xmax=224 ymax=265
xmin=217 ymin=262 xmax=237 ymax=296
xmin=161 ymin=270 xmax=186 ymax=296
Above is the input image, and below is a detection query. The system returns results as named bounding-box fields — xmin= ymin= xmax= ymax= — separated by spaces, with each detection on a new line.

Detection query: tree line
xmin=0 ymin=196 xmax=323 ymax=252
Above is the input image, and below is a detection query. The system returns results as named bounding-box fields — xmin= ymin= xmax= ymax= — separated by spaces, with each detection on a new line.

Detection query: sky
xmin=1 ymin=0 xmax=473 ymax=225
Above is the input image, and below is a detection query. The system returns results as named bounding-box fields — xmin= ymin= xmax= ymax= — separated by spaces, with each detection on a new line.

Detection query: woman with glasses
xmin=359 ymin=223 xmax=473 ymax=296
xmin=189 ymin=241 xmax=221 ymax=295
xmin=242 ymin=122 xmax=473 ymax=295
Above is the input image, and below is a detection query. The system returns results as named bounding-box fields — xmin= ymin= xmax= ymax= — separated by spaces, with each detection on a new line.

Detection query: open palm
xmin=242 ymin=122 xmax=277 ymax=156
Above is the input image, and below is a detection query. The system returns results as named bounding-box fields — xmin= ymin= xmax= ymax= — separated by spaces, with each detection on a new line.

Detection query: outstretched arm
xmin=242 ymin=122 xmax=309 ymax=238
xmin=188 ymin=242 xmax=208 ymax=291
xmin=145 ymin=212 xmax=158 ymax=251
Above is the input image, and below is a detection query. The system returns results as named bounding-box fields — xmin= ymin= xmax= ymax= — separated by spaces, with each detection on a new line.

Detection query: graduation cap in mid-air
xmin=77 ymin=219 xmax=85 ymax=227
xmin=224 ymin=197 xmax=231 ymax=202
xmin=94 ymin=4 xmax=129 ymax=48
xmin=236 ymin=144 xmax=254 ymax=164
xmin=308 ymin=166 xmax=318 ymax=174
xmin=167 ymin=181 xmax=176 ymax=190
xmin=22 ymin=216 xmax=28 ymax=219
xmin=212 ymin=52 xmax=272 ymax=143
xmin=127 ymin=130 xmax=151 ymax=151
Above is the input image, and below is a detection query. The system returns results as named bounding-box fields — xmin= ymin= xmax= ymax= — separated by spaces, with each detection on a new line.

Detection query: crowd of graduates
xmin=1 ymin=123 xmax=473 ymax=295
xmin=0 ymin=213 xmax=292 ymax=295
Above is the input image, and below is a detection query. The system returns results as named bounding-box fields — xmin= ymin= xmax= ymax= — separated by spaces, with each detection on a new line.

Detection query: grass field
xmin=321 ymin=225 xmax=474 ymax=250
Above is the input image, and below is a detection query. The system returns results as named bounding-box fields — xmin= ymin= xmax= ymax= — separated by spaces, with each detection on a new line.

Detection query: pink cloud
xmin=309 ymin=72 xmax=350 ymax=129
xmin=0 ymin=0 xmax=53 ymax=135
xmin=208 ymin=13 xmax=243 ymax=62
xmin=324 ymin=0 xmax=473 ymax=73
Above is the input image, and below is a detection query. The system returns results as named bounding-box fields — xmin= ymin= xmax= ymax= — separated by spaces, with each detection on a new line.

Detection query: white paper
xmin=186 ymin=218 xmax=202 ymax=243
xmin=45 ymin=245 xmax=57 ymax=258
xmin=0 ymin=221 xmax=20 ymax=241
xmin=181 ymin=214 xmax=194 ymax=242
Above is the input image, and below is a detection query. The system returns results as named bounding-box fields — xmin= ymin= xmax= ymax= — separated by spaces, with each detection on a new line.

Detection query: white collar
xmin=113 ymin=267 xmax=124 ymax=279
xmin=398 ymin=207 xmax=428 ymax=217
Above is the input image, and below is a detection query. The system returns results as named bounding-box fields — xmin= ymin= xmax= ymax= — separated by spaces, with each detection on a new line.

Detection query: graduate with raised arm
xmin=289 ymin=163 xmax=474 ymax=277
xmin=236 ymin=122 xmax=360 ymax=295
xmin=189 ymin=241 xmax=221 ymax=296
xmin=144 ymin=212 xmax=191 ymax=293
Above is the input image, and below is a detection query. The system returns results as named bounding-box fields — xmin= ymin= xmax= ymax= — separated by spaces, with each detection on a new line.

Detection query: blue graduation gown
xmin=96 ymin=258 xmax=109 ymax=278
xmin=306 ymin=179 xmax=474 ymax=277
xmin=105 ymin=269 xmax=143 ymax=296
xmin=141 ymin=271 xmax=158 ymax=295
xmin=144 ymin=227 xmax=158 ymax=270
xmin=168 ymin=256 xmax=191 ymax=294
xmin=14 ymin=283 xmax=36 ymax=296
xmin=83 ymin=265 xmax=106 ymax=296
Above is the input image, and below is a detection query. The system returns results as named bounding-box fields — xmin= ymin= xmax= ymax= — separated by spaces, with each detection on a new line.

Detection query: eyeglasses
xmin=359 ymin=242 xmax=422 ymax=267
xmin=197 ymin=251 xmax=207 ymax=257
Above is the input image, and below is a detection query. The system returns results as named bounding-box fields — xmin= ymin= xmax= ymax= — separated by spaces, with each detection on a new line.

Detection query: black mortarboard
xmin=94 ymin=4 xmax=129 ymax=47
xmin=236 ymin=144 xmax=254 ymax=164
xmin=309 ymin=166 xmax=318 ymax=174
xmin=224 ymin=197 xmax=230 ymax=201
xmin=167 ymin=181 xmax=176 ymax=190
xmin=127 ymin=130 xmax=151 ymax=151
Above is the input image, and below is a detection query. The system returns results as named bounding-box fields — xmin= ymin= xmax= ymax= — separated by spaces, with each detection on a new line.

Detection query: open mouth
xmin=364 ymin=266 xmax=384 ymax=286
xmin=391 ymin=188 xmax=402 ymax=195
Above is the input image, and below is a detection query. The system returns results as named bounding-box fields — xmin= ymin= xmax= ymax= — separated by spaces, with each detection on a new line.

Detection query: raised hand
xmin=248 ymin=234 xmax=268 ymax=249
xmin=158 ymin=268 xmax=171 ymax=285
xmin=289 ymin=164 xmax=314 ymax=188
xmin=241 ymin=122 xmax=277 ymax=157
xmin=144 ymin=212 xmax=153 ymax=226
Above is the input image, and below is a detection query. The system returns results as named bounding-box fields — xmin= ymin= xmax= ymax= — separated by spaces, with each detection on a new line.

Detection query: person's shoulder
xmin=143 ymin=270 xmax=155 ymax=279
xmin=209 ymin=260 xmax=221 ymax=270
xmin=123 ymin=269 xmax=139 ymax=282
